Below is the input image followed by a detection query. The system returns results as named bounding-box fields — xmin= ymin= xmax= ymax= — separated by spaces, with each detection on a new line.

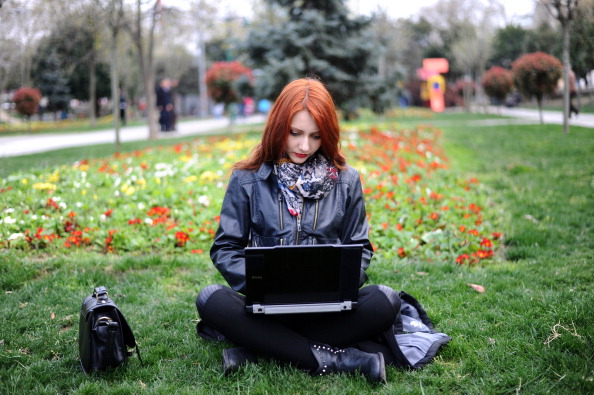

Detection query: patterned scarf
xmin=274 ymin=153 xmax=339 ymax=217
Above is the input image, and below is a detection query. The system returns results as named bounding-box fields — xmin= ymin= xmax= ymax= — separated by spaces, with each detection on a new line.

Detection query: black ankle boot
xmin=222 ymin=348 xmax=258 ymax=376
xmin=310 ymin=342 xmax=386 ymax=383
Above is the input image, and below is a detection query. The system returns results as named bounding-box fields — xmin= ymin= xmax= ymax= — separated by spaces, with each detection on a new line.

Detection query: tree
xmin=569 ymin=2 xmax=594 ymax=106
xmin=543 ymin=0 xmax=579 ymax=133
xmin=13 ymin=86 xmax=41 ymax=131
xmin=32 ymin=50 xmax=71 ymax=116
xmin=30 ymin=8 xmax=110 ymax=124
xmin=512 ymin=51 xmax=562 ymax=123
xmin=243 ymin=0 xmax=380 ymax=117
xmin=205 ymin=61 xmax=253 ymax=104
xmin=482 ymin=66 xmax=514 ymax=108
xmin=99 ymin=0 xmax=126 ymax=150
xmin=489 ymin=24 xmax=532 ymax=68
xmin=124 ymin=0 xmax=162 ymax=140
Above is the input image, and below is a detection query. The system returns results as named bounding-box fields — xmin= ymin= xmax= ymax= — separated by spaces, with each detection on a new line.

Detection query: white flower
xmin=3 ymin=216 xmax=16 ymax=224
xmin=144 ymin=218 xmax=153 ymax=225
xmin=8 ymin=233 xmax=24 ymax=241
xmin=198 ymin=195 xmax=210 ymax=207
xmin=114 ymin=190 xmax=120 ymax=197
xmin=3 ymin=208 xmax=14 ymax=214
xmin=76 ymin=202 xmax=83 ymax=208
xmin=31 ymin=215 xmax=38 ymax=220
xmin=137 ymin=202 xmax=145 ymax=210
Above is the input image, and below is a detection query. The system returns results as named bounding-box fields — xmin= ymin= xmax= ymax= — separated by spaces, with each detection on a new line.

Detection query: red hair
xmin=234 ymin=78 xmax=346 ymax=171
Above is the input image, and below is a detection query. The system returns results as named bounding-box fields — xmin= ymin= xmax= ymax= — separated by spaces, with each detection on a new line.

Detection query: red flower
xmin=175 ymin=231 xmax=190 ymax=247
xmin=456 ymin=254 xmax=470 ymax=264
xmin=398 ymin=247 xmax=406 ymax=258
xmin=480 ymin=238 xmax=493 ymax=248
xmin=104 ymin=209 xmax=113 ymax=217
xmin=405 ymin=174 xmax=422 ymax=183
xmin=147 ymin=206 xmax=170 ymax=217
xmin=474 ymin=249 xmax=494 ymax=259
xmin=46 ymin=198 xmax=60 ymax=210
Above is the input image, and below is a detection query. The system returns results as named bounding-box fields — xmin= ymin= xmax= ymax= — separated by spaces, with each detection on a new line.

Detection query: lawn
xmin=0 ymin=111 xmax=592 ymax=394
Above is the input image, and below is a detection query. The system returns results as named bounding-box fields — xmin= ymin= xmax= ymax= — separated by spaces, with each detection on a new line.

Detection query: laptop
xmin=244 ymin=244 xmax=362 ymax=315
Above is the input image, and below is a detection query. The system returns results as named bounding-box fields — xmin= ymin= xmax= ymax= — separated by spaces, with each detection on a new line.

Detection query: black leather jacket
xmin=210 ymin=161 xmax=373 ymax=294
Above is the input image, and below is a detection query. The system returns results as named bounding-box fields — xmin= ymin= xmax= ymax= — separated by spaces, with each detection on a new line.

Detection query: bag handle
xmin=93 ymin=286 xmax=108 ymax=299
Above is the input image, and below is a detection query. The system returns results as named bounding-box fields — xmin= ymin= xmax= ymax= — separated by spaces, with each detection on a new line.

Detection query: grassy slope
xmin=1 ymin=116 xmax=592 ymax=394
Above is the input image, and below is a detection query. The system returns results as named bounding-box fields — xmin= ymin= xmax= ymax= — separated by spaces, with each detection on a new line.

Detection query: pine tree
xmin=33 ymin=50 xmax=71 ymax=116
xmin=244 ymin=0 xmax=382 ymax=117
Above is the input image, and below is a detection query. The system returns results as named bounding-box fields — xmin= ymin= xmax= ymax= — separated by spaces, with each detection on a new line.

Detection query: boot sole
xmin=376 ymin=352 xmax=387 ymax=384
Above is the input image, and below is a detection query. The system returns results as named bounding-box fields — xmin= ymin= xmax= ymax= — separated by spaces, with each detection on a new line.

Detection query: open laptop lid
xmin=245 ymin=244 xmax=362 ymax=314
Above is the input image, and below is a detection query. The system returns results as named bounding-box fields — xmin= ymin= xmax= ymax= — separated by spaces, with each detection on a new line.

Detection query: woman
xmin=196 ymin=78 xmax=401 ymax=383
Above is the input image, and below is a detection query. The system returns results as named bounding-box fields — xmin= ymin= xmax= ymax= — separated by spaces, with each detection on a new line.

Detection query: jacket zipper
xmin=278 ymin=193 xmax=284 ymax=230
xmin=295 ymin=200 xmax=304 ymax=244
xmin=278 ymin=193 xmax=285 ymax=245
xmin=313 ymin=200 xmax=319 ymax=230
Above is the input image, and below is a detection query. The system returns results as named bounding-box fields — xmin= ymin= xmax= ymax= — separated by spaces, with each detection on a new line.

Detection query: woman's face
xmin=286 ymin=110 xmax=322 ymax=164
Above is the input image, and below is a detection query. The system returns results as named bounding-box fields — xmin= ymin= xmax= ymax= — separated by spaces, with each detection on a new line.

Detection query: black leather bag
xmin=78 ymin=286 xmax=142 ymax=373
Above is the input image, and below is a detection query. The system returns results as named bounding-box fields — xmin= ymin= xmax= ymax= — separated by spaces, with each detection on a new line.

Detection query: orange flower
xmin=398 ymin=247 xmax=406 ymax=258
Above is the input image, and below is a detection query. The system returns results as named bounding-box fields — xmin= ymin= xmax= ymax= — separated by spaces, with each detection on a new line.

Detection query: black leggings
xmin=196 ymin=284 xmax=399 ymax=371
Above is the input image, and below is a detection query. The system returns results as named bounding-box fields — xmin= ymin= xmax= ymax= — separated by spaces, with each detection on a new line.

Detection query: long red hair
xmin=234 ymin=78 xmax=346 ymax=171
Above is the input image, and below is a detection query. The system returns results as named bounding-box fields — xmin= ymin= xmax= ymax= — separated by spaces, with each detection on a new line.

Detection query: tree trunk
xmin=110 ymin=32 xmax=121 ymax=151
xmin=561 ymin=20 xmax=571 ymax=134
xmin=89 ymin=55 xmax=97 ymax=127
xmin=537 ymin=97 xmax=544 ymax=124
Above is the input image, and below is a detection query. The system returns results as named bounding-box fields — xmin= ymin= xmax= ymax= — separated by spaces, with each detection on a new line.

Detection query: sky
xmin=347 ymin=0 xmax=536 ymax=22
xmin=162 ymin=0 xmax=537 ymax=24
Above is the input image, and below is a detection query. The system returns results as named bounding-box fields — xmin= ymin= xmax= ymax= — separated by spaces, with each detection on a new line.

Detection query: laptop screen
xmin=244 ymin=244 xmax=362 ymax=307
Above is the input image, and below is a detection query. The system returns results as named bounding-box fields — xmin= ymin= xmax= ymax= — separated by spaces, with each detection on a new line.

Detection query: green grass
xmin=1 ymin=112 xmax=593 ymax=394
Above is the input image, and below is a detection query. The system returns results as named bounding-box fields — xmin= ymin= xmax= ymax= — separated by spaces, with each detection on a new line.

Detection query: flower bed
xmin=0 ymin=126 xmax=501 ymax=264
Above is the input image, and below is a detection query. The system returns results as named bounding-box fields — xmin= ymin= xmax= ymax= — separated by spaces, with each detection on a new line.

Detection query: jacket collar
xmin=256 ymin=161 xmax=274 ymax=179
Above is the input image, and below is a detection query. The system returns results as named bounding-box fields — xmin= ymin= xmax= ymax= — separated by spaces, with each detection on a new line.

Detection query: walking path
xmin=0 ymin=108 xmax=592 ymax=158
xmin=0 ymin=115 xmax=266 ymax=158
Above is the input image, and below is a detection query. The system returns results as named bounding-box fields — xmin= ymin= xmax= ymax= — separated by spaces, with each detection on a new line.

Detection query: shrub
xmin=205 ymin=61 xmax=253 ymax=104
xmin=482 ymin=66 xmax=514 ymax=103
xmin=511 ymin=52 xmax=562 ymax=104
xmin=13 ymin=87 xmax=42 ymax=118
